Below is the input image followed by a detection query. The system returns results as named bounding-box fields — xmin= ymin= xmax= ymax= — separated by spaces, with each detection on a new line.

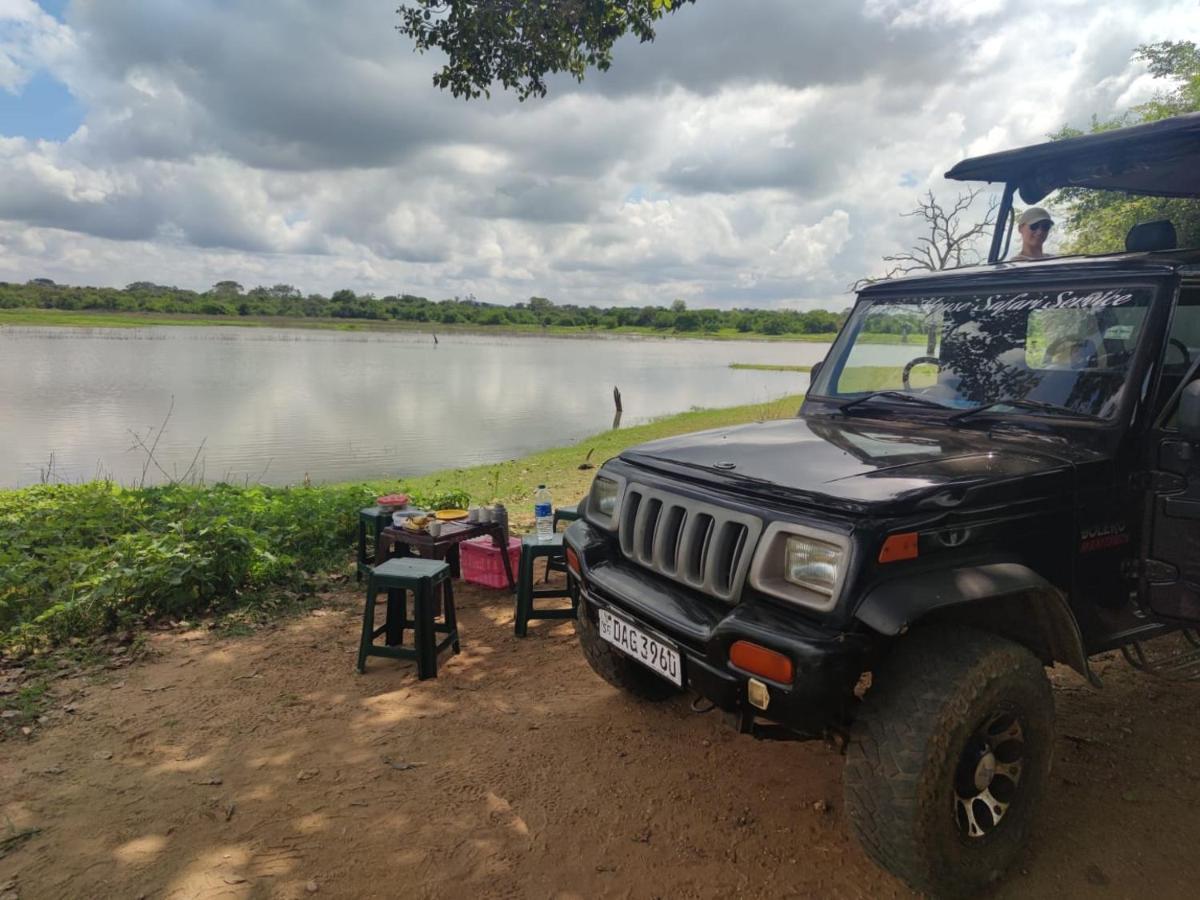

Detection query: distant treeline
xmin=0 ymin=279 xmax=846 ymax=335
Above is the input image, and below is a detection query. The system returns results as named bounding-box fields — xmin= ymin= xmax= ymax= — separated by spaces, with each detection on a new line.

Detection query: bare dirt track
xmin=3 ymin=575 xmax=1200 ymax=899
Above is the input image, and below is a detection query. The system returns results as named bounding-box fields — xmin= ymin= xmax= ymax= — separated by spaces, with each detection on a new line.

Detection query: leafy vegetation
xmin=0 ymin=281 xmax=848 ymax=338
xmin=1055 ymin=41 xmax=1200 ymax=253
xmin=397 ymin=0 xmax=697 ymax=100
xmin=0 ymin=393 xmax=803 ymax=654
xmin=0 ymin=482 xmax=375 ymax=653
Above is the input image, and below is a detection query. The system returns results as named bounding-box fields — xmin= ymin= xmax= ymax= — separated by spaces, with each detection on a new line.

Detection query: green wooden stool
xmin=357 ymin=506 xmax=394 ymax=582
xmin=516 ymin=533 xmax=576 ymax=637
xmin=357 ymin=557 xmax=458 ymax=679
xmin=543 ymin=504 xmax=582 ymax=582
xmin=552 ymin=504 xmax=581 ymax=531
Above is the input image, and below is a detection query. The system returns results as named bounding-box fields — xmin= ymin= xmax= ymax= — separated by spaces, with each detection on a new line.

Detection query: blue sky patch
xmin=0 ymin=71 xmax=83 ymax=141
xmin=36 ymin=0 xmax=70 ymax=21
xmin=624 ymin=185 xmax=670 ymax=204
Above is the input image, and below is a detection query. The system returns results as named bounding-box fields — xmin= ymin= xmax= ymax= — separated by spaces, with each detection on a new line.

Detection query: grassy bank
xmin=0 ymin=393 xmax=802 ymax=655
xmin=729 ymin=363 xmax=813 ymax=373
xmin=0 ymin=307 xmax=908 ymax=344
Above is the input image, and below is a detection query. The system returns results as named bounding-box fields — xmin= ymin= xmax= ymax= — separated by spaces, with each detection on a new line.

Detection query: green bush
xmin=0 ymin=481 xmax=376 ymax=653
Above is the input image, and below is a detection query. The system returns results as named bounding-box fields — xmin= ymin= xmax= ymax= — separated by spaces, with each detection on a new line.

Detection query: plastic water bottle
xmin=534 ymin=485 xmax=553 ymax=542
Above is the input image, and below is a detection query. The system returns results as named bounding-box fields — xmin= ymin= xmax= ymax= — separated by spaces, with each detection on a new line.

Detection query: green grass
xmin=0 ymin=308 xmax=932 ymax=347
xmin=835 ymin=365 xmax=938 ymax=393
xmin=729 ymin=363 xmax=813 ymax=373
xmin=0 ymin=307 xmax=860 ymax=344
xmin=0 ymin=392 xmax=803 ymax=653
xmin=0 ymin=309 xmax=275 ymax=330
xmin=0 ymin=673 xmax=53 ymax=740
xmin=380 ymin=393 xmax=804 ymax=530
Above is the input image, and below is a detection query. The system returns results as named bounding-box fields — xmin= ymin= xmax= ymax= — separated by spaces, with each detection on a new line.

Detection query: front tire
xmin=844 ymin=627 xmax=1054 ymax=897
xmin=574 ymin=599 xmax=681 ymax=702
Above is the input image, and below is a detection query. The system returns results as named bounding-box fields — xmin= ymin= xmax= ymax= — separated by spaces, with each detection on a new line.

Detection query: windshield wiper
xmin=948 ymin=398 xmax=1100 ymax=424
xmin=839 ymin=390 xmax=953 ymax=413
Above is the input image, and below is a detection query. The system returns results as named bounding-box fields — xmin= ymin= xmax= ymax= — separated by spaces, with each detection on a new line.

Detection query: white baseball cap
xmin=1018 ymin=207 xmax=1053 ymax=227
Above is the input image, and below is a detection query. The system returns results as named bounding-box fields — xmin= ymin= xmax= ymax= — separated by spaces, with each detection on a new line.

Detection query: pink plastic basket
xmin=459 ymin=536 xmax=521 ymax=589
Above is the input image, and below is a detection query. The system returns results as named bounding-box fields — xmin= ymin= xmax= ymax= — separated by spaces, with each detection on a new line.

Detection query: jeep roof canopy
xmin=944 ymin=112 xmax=1200 ymax=262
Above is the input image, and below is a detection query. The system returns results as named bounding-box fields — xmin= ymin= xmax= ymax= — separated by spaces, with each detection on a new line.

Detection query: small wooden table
xmin=377 ymin=520 xmax=517 ymax=592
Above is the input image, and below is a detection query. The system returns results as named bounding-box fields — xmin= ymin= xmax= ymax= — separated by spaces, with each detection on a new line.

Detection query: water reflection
xmin=0 ymin=326 xmax=857 ymax=488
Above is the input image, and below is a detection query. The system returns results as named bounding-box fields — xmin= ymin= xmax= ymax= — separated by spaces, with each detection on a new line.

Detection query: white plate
xmin=598 ymin=608 xmax=683 ymax=687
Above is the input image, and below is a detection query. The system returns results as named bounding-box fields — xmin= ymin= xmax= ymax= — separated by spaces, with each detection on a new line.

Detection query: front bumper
xmin=566 ymin=519 xmax=866 ymax=736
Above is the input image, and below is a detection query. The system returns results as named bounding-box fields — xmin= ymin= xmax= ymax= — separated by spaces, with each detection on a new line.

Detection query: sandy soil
xmin=3 ymin=573 xmax=1200 ymax=899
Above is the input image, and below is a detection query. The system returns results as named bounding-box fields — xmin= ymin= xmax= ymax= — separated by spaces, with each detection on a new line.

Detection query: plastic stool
xmin=543 ymin=504 xmax=582 ymax=582
xmin=516 ymin=533 xmax=576 ymax=637
xmin=357 ymin=557 xmax=458 ymax=679
xmin=357 ymin=506 xmax=393 ymax=582
xmin=552 ymin=504 xmax=581 ymax=531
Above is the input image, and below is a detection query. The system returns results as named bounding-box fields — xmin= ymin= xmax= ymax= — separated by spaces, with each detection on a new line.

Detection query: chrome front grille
xmin=618 ymin=484 xmax=762 ymax=603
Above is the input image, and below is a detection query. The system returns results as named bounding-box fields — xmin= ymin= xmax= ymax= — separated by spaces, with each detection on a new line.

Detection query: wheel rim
xmin=953 ymin=710 xmax=1025 ymax=839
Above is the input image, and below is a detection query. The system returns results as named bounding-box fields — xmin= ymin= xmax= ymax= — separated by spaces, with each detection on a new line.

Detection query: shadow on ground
xmin=3 ymin=573 xmax=1200 ymax=899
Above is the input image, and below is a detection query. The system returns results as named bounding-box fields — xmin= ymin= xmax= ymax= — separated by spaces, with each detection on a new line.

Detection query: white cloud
xmin=864 ymin=0 xmax=1006 ymax=29
xmin=0 ymin=0 xmax=75 ymax=92
xmin=0 ymin=0 xmax=1197 ymax=311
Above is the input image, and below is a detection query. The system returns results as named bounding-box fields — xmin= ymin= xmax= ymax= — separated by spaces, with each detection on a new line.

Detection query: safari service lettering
xmin=911 ymin=289 xmax=1137 ymax=316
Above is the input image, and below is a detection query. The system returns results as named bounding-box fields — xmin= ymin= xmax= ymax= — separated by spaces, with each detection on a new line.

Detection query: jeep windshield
xmin=809 ymin=287 xmax=1154 ymax=420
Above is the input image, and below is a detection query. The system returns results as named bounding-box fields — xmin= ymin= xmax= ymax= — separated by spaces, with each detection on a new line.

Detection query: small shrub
xmin=404 ymin=487 xmax=471 ymax=510
xmin=0 ymin=480 xmax=376 ymax=652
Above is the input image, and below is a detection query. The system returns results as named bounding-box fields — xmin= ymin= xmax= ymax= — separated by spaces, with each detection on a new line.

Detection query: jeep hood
xmin=620 ymin=415 xmax=1085 ymax=514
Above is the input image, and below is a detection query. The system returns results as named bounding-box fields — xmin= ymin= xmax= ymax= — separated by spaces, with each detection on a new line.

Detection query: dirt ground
xmin=4 ymin=573 xmax=1200 ymax=900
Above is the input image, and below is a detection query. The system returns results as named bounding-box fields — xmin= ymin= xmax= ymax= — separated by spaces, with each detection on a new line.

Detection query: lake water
xmin=0 ymin=326 xmax=857 ymax=488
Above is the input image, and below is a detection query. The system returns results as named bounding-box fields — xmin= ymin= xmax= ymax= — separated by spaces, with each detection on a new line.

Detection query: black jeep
xmin=564 ymin=112 xmax=1200 ymax=895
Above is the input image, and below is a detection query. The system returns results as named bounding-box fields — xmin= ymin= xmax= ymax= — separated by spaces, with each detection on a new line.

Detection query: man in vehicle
xmin=1010 ymin=206 xmax=1054 ymax=260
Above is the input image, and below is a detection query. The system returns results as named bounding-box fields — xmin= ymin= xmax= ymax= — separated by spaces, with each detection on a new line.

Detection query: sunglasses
xmin=1027 ymin=220 xmax=1053 ymax=233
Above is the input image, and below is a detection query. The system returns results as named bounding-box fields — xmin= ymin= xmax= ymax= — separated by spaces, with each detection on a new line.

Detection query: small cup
xmin=478 ymin=506 xmax=493 ymax=523
xmin=467 ymin=506 xmax=481 ymax=523
xmin=427 ymin=520 xmax=442 ymax=538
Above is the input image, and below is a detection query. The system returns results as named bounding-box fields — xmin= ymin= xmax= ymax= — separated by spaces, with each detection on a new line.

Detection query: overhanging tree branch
xmin=396 ymin=0 xmax=697 ymax=100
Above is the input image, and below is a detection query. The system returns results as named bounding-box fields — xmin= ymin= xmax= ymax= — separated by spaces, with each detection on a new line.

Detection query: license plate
xmin=597 ymin=608 xmax=683 ymax=687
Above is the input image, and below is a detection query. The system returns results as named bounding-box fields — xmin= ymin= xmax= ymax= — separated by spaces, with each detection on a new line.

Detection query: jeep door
xmin=1143 ymin=282 xmax=1200 ymax=622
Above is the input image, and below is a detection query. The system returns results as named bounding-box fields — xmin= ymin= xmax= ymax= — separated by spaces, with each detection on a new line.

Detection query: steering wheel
xmin=1044 ymin=336 xmax=1099 ymax=368
xmin=1168 ymin=337 xmax=1191 ymax=369
xmin=902 ymin=356 xmax=942 ymax=390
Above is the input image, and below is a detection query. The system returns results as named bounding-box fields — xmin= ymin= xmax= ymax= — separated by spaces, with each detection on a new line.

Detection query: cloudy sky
xmin=0 ymin=0 xmax=1196 ymax=310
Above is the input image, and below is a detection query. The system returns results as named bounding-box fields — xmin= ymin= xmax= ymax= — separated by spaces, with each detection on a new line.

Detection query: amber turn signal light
xmin=565 ymin=546 xmax=581 ymax=577
xmin=729 ymin=640 xmax=794 ymax=684
xmin=878 ymin=532 xmax=919 ymax=563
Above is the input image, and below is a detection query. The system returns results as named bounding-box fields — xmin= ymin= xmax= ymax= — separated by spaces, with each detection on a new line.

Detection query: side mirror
xmin=809 ymin=360 xmax=824 ymax=383
xmin=1179 ymin=381 xmax=1200 ymax=438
